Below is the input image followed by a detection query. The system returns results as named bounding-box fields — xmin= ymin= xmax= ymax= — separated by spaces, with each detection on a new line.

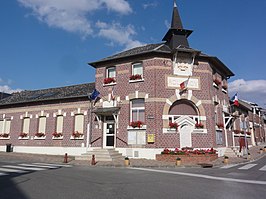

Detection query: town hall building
xmin=0 ymin=3 xmax=264 ymax=159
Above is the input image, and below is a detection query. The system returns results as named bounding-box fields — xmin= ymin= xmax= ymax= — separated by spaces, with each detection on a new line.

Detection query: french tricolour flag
xmin=232 ymin=93 xmax=239 ymax=106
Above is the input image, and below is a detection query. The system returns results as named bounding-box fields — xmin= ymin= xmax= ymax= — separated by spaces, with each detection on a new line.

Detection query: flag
xmin=180 ymin=79 xmax=188 ymax=91
xmin=232 ymin=93 xmax=239 ymax=106
xmin=89 ymin=89 xmax=100 ymax=100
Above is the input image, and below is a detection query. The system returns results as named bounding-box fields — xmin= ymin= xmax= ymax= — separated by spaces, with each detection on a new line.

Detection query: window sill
xmin=193 ymin=129 xmax=207 ymax=134
xmin=34 ymin=136 xmax=46 ymax=140
xmin=222 ymin=88 xmax=227 ymax=93
xmin=52 ymin=136 xmax=63 ymax=140
xmin=213 ymin=82 xmax=219 ymax=89
xmin=129 ymin=79 xmax=144 ymax=83
xmin=127 ymin=125 xmax=147 ymax=130
xmin=103 ymin=82 xmax=117 ymax=87
xmin=70 ymin=135 xmax=84 ymax=140
xmin=0 ymin=137 xmax=10 ymax=140
xmin=18 ymin=136 xmax=29 ymax=140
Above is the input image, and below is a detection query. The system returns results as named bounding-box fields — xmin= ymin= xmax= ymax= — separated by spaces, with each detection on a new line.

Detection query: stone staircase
xmin=223 ymin=147 xmax=242 ymax=158
xmin=75 ymin=148 xmax=124 ymax=162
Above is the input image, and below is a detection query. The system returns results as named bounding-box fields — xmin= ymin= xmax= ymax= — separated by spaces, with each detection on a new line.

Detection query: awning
xmin=92 ymin=107 xmax=120 ymax=116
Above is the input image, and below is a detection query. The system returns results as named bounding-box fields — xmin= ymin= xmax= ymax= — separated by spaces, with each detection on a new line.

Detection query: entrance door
xmin=103 ymin=121 xmax=115 ymax=148
xmin=180 ymin=124 xmax=192 ymax=148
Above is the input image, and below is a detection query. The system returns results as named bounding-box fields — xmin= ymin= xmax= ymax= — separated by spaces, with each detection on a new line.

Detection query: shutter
xmin=0 ymin=120 xmax=4 ymax=133
xmin=5 ymin=120 xmax=11 ymax=134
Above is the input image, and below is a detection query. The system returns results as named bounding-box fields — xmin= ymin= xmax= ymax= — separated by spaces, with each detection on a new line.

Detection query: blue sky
xmin=0 ymin=0 xmax=266 ymax=107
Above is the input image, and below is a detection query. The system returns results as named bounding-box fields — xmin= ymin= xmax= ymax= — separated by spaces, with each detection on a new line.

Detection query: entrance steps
xmin=75 ymin=148 xmax=124 ymax=162
xmin=224 ymin=147 xmax=241 ymax=158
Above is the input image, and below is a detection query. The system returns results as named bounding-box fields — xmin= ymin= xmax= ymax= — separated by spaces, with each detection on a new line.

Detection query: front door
xmin=180 ymin=124 xmax=192 ymax=148
xmin=103 ymin=121 xmax=115 ymax=148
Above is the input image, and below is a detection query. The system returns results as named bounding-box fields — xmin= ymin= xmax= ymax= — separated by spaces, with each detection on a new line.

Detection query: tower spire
xmin=162 ymin=1 xmax=193 ymax=49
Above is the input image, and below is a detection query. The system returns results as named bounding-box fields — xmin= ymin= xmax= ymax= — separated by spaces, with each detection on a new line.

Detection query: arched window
xmin=168 ymin=99 xmax=199 ymax=123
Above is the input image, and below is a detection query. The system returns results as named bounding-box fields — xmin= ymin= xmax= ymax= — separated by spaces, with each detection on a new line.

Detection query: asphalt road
xmin=0 ymin=157 xmax=265 ymax=199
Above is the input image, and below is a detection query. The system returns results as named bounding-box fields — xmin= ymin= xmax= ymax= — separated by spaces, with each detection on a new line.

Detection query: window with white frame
xmin=38 ymin=116 xmax=46 ymax=134
xmin=56 ymin=115 xmax=64 ymax=133
xmin=132 ymin=62 xmax=143 ymax=76
xmin=74 ymin=114 xmax=84 ymax=134
xmin=106 ymin=66 xmax=116 ymax=78
xmin=0 ymin=119 xmax=11 ymax=138
xmin=22 ymin=117 xmax=30 ymax=134
xmin=130 ymin=99 xmax=145 ymax=122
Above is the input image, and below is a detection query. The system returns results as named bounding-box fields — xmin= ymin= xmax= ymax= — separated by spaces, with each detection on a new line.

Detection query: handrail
xmin=116 ymin=137 xmax=128 ymax=146
xmin=90 ymin=136 xmax=101 ymax=145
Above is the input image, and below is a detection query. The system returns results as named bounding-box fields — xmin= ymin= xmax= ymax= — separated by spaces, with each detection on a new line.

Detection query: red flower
xmin=19 ymin=132 xmax=28 ymax=138
xmin=0 ymin=133 xmax=9 ymax=138
xmin=195 ymin=122 xmax=204 ymax=128
xmin=130 ymin=74 xmax=142 ymax=80
xmin=35 ymin=132 xmax=45 ymax=137
xmin=52 ymin=132 xmax=63 ymax=138
xmin=130 ymin=121 xmax=144 ymax=128
xmin=213 ymin=79 xmax=221 ymax=85
xmin=104 ymin=77 xmax=116 ymax=84
xmin=169 ymin=122 xmax=179 ymax=129
xmin=217 ymin=123 xmax=224 ymax=128
xmin=72 ymin=131 xmax=83 ymax=138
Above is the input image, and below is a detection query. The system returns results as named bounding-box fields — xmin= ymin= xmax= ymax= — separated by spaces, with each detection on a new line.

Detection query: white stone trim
xmin=162 ymin=115 xmax=169 ymax=120
xmin=175 ymin=89 xmax=181 ymax=99
xmin=188 ymin=90 xmax=192 ymax=100
xmin=166 ymin=99 xmax=172 ymax=106
xmin=196 ymin=100 xmax=202 ymax=107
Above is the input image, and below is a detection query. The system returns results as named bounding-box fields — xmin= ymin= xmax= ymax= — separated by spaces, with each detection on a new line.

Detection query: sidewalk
xmin=0 ymin=145 xmax=265 ymax=168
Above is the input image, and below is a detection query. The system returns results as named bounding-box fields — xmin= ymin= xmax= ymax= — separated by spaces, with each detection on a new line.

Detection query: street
xmin=0 ymin=157 xmax=265 ymax=199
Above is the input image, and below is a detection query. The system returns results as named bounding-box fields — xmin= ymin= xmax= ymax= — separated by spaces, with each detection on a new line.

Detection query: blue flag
xmin=89 ymin=89 xmax=100 ymax=100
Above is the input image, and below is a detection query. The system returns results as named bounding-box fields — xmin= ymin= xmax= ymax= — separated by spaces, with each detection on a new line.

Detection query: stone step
xmin=224 ymin=147 xmax=238 ymax=158
xmin=75 ymin=149 xmax=124 ymax=161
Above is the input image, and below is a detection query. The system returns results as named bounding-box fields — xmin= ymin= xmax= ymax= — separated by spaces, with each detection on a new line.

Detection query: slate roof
xmin=0 ymin=83 xmax=95 ymax=107
xmin=89 ymin=43 xmax=171 ymax=67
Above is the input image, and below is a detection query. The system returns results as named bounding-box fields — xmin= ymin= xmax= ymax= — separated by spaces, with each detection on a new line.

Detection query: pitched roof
xmin=0 ymin=83 xmax=95 ymax=107
xmin=89 ymin=43 xmax=171 ymax=67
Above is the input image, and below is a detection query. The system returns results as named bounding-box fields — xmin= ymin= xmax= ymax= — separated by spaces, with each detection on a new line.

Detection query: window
xmin=132 ymin=62 xmax=143 ymax=76
xmin=131 ymin=99 xmax=145 ymax=122
xmin=0 ymin=119 xmax=11 ymax=138
xmin=38 ymin=116 xmax=46 ymax=134
xmin=74 ymin=114 xmax=84 ymax=133
xmin=56 ymin=115 xmax=64 ymax=133
xmin=106 ymin=66 xmax=116 ymax=78
xmin=216 ymin=130 xmax=223 ymax=145
xmin=22 ymin=117 xmax=30 ymax=134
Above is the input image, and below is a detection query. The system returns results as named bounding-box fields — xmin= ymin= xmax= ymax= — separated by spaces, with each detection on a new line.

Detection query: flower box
xmin=71 ymin=131 xmax=84 ymax=139
xmin=195 ymin=122 xmax=204 ymax=129
xmin=156 ymin=153 xmax=218 ymax=164
xmin=129 ymin=74 xmax=142 ymax=80
xmin=169 ymin=122 xmax=178 ymax=130
xmin=35 ymin=132 xmax=45 ymax=137
xmin=52 ymin=132 xmax=63 ymax=138
xmin=216 ymin=123 xmax=224 ymax=129
xmin=213 ymin=79 xmax=221 ymax=85
xmin=104 ymin=77 xmax=116 ymax=84
xmin=130 ymin=121 xmax=144 ymax=128
xmin=0 ymin=133 xmax=9 ymax=138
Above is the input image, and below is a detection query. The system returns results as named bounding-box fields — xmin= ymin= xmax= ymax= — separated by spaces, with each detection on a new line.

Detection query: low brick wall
xmin=156 ymin=154 xmax=218 ymax=164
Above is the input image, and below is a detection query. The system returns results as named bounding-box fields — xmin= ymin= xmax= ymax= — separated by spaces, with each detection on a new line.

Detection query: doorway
xmin=103 ymin=116 xmax=115 ymax=148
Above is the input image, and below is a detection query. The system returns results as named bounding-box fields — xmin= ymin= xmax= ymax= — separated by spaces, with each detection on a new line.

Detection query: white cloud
xmin=143 ymin=2 xmax=158 ymax=9
xmin=0 ymin=85 xmax=22 ymax=94
xmin=97 ymin=22 xmax=144 ymax=50
xmin=228 ymin=79 xmax=266 ymax=107
xmin=18 ymin=0 xmax=134 ymax=43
